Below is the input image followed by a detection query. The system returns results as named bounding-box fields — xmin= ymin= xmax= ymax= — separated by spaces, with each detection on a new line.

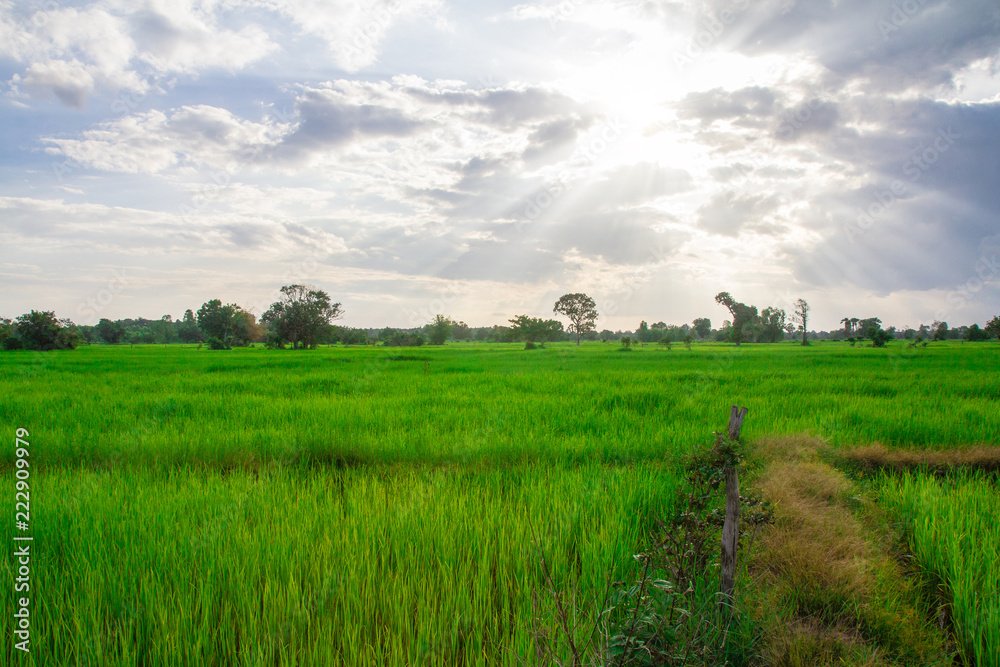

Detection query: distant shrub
xmin=264 ymin=333 xmax=285 ymax=349
xmin=207 ymin=337 xmax=231 ymax=350
xmin=620 ymin=336 xmax=632 ymax=351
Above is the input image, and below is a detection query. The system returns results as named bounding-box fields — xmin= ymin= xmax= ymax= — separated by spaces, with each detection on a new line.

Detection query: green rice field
xmin=2 ymin=341 xmax=998 ymax=665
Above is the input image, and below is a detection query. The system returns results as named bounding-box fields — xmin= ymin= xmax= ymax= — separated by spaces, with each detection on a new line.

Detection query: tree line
xmin=2 ymin=285 xmax=999 ymax=351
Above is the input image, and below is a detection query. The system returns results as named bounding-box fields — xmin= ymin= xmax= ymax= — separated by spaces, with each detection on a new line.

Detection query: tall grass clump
xmin=877 ymin=471 xmax=1000 ymax=666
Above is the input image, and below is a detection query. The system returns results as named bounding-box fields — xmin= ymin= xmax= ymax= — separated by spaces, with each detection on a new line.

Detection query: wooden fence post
xmin=720 ymin=405 xmax=748 ymax=604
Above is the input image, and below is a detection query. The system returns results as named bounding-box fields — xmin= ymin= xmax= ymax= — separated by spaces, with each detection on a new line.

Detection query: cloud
xmin=44 ymin=105 xmax=280 ymax=173
xmin=266 ymin=86 xmax=427 ymax=163
xmin=247 ymin=0 xmax=445 ymax=71
xmin=1 ymin=1 xmax=275 ymax=107
xmin=703 ymin=0 xmax=1000 ymax=93
xmin=0 ymin=196 xmax=348 ymax=258
xmin=676 ymin=86 xmax=777 ymax=125
xmin=698 ymin=190 xmax=781 ymax=237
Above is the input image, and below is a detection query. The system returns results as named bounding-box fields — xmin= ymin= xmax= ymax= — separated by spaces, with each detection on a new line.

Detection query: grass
xmin=3 ymin=463 xmax=678 ymax=665
xmin=0 ymin=340 xmax=997 ymax=665
xmin=877 ymin=471 xmax=1000 ymax=667
xmin=1 ymin=341 xmax=998 ymax=469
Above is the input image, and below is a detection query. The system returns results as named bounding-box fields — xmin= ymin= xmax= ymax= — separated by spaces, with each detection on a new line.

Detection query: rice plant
xmin=878 ymin=471 xmax=1000 ymax=666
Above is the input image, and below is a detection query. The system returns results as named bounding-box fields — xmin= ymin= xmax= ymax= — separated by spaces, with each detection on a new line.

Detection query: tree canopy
xmin=196 ymin=300 xmax=259 ymax=349
xmin=261 ymin=285 xmax=342 ymax=350
xmin=508 ymin=315 xmax=563 ymax=345
xmin=553 ymin=293 xmax=598 ymax=345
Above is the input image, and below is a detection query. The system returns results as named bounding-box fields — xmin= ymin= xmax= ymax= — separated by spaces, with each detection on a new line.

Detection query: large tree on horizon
xmin=714 ymin=292 xmax=757 ymax=346
xmin=553 ymin=293 xmax=598 ymax=345
xmin=261 ymin=284 xmax=342 ymax=349
xmin=794 ymin=298 xmax=810 ymax=346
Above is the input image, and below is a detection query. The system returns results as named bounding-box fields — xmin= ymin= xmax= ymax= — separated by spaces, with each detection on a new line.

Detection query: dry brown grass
xmin=745 ymin=435 xmax=953 ymax=667
xmin=840 ymin=444 xmax=1000 ymax=474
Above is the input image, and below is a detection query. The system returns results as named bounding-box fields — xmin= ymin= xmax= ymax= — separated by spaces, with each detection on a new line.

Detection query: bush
xmin=868 ymin=327 xmax=892 ymax=348
xmin=2 ymin=336 xmax=22 ymax=351
xmin=524 ymin=341 xmax=537 ymax=350
xmin=264 ymin=333 xmax=285 ymax=349
xmin=207 ymin=337 xmax=231 ymax=350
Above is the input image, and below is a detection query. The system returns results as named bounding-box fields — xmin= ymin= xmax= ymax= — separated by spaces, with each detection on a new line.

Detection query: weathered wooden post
xmin=720 ymin=405 xmax=748 ymax=604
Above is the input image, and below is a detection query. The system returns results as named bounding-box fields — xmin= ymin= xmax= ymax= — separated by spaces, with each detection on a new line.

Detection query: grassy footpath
xmin=745 ymin=437 xmax=953 ymax=666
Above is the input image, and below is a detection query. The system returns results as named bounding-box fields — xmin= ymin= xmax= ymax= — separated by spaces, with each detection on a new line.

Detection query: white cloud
xmin=1 ymin=0 xmax=276 ymax=107
xmin=247 ymin=0 xmax=445 ymax=71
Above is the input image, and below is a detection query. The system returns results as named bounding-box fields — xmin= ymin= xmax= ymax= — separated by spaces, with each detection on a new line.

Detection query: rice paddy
xmin=1 ymin=340 xmax=997 ymax=665
xmin=877 ymin=471 xmax=1000 ymax=666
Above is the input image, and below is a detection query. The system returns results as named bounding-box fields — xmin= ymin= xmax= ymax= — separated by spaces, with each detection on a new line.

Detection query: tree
xmin=13 ymin=311 xmax=79 ymax=351
xmin=196 ymin=300 xmax=257 ymax=349
xmin=964 ymin=324 xmax=988 ymax=342
xmin=840 ymin=317 xmax=852 ymax=336
xmin=0 ymin=318 xmax=15 ymax=350
xmin=509 ymin=315 xmax=563 ymax=346
xmin=426 ymin=315 xmax=455 ymax=345
xmin=714 ymin=292 xmax=757 ymax=346
xmin=153 ymin=315 xmax=178 ymax=344
xmin=793 ymin=298 xmax=810 ymax=346
xmin=261 ymin=285 xmax=343 ymax=350
xmin=759 ymin=307 xmax=787 ymax=343
xmin=636 ymin=320 xmax=653 ymax=343
xmin=932 ymin=321 xmax=948 ymax=342
xmin=176 ymin=309 xmax=203 ymax=344
xmin=553 ymin=293 xmax=598 ymax=345
xmin=452 ymin=321 xmax=471 ymax=341
xmin=233 ymin=309 xmax=263 ymax=346
xmin=692 ymin=318 xmax=712 ymax=339
xmin=96 ymin=318 xmax=125 ymax=344
xmin=986 ymin=316 xmax=1000 ymax=340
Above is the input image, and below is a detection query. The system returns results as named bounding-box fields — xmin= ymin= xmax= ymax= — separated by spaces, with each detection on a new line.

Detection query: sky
xmin=1 ymin=0 xmax=998 ymax=332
